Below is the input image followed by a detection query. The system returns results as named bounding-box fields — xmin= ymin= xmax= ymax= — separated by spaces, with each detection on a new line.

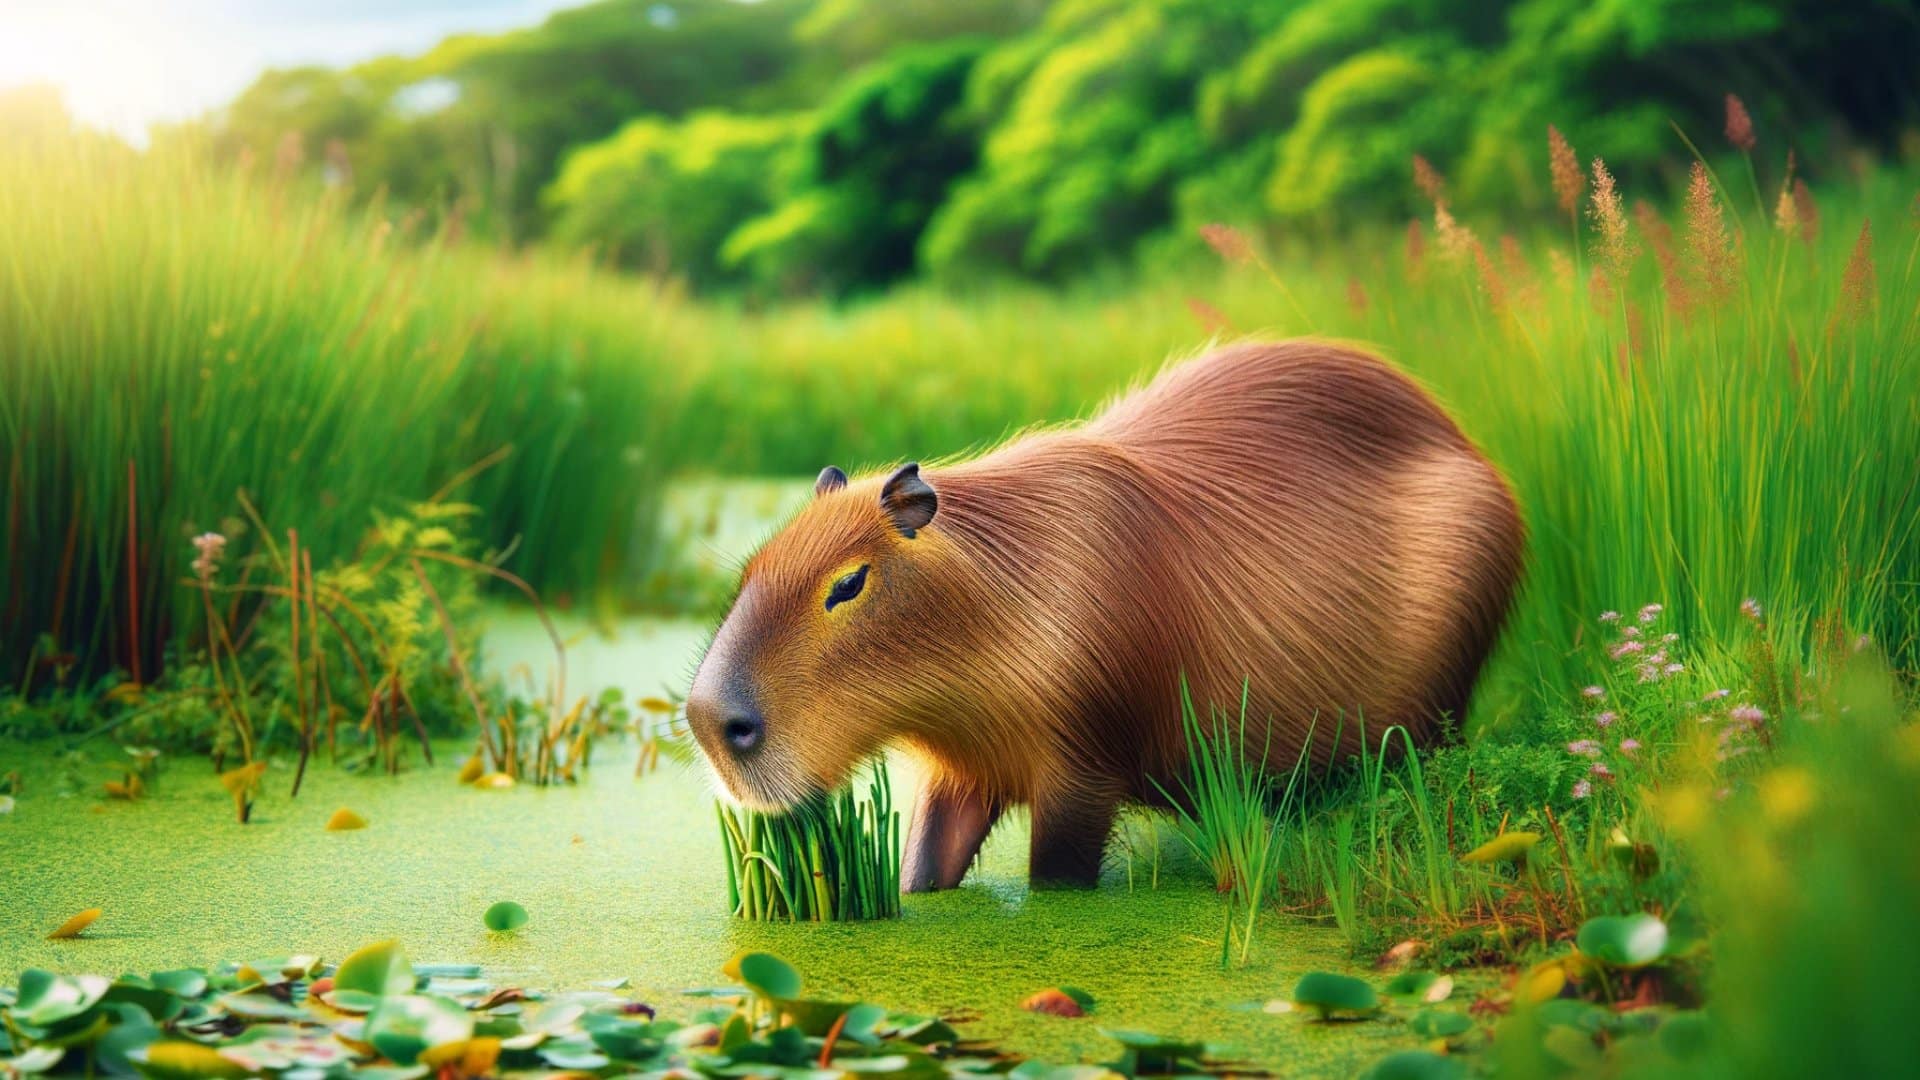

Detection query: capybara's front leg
xmin=1028 ymin=790 xmax=1118 ymax=889
xmin=902 ymin=774 xmax=1000 ymax=893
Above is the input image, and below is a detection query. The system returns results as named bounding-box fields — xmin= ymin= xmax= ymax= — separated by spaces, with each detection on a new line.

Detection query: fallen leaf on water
xmin=638 ymin=697 xmax=677 ymax=714
xmin=103 ymin=774 xmax=143 ymax=800
xmin=484 ymin=901 xmax=529 ymax=932
xmin=48 ymin=907 xmax=103 ymax=940
xmin=457 ymin=754 xmax=485 ymax=784
xmin=326 ymin=808 xmax=368 ymax=831
xmin=1376 ymin=939 xmax=1429 ymax=971
xmin=476 ymin=772 xmax=515 ymax=790
xmin=1021 ymin=988 xmax=1087 ymax=1018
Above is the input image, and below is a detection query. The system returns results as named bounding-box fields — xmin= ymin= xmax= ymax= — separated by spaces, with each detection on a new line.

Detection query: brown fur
xmin=686 ymin=340 xmax=1525 ymax=890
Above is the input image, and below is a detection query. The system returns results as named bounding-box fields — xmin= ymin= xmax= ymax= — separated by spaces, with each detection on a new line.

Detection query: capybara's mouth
xmin=704 ymin=753 xmax=825 ymax=815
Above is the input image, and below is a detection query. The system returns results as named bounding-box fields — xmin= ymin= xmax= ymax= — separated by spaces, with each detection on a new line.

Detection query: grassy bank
xmin=7 ymin=122 xmax=1914 ymax=721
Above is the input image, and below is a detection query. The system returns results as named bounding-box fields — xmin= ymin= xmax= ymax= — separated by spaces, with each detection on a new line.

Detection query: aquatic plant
xmin=716 ymin=763 xmax=901 ymax=922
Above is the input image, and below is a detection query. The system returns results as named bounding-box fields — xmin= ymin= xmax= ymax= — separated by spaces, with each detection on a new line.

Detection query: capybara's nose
xmin=721 ymin=707 xmax=764 ymax=753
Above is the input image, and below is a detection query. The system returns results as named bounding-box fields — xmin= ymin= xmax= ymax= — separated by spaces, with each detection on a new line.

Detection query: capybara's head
xmin=686 ymin=462 xmax=945 ymax=811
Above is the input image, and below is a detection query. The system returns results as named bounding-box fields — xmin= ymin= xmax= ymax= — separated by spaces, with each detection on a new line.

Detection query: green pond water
xmin=1 ymin=609 xmax=1424 ymax=1076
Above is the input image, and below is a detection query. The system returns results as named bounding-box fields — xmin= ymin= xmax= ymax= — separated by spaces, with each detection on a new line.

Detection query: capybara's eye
xmin=825 ymin=564 xmax=870 ymax=612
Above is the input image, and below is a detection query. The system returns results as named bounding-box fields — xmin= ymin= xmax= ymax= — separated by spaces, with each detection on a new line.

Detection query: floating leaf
xmin=475 ymin=772 xmax=514 ymax=790
xmin=364 ymin=994 xmax=474 ymax=1066
xmin=1291 ymin=972 xmax=1380 ymax=1020
xmin=0 ymin=1047 xmax=65 ymax=1076
xmin=1515 ymin=960 xmax=1568 ymax=1004
xmin=638 ymin=697 xmax=677 ymax=714
xmin=326 ymin=808 xmax=368 ymax=831
xmin=457 ymin=755 xmax=485 ymax=784
xmin=1382 ymin=971 xmax=1452 ymax=1003
xmin=333 ymin=940 xmax=414 ymax=998
xmin=1408 ymin=1010 xmax=1473 ymax=1039
xmin=1362 ymin=1049 xmax=1467 ymax=1080
xmin=726 ymin=952 xmax=801 ymax=1001
xmin=46 ymin=907 xmax=102 ymax=940
xmin=131 ymin=1040 xmax=250 ymax=1079
xmin=1021 ymin=989 xmax=1087 ymax=1018
xmin=1460 ymin=831 xmax=1541 ymax=864
xmin=1576 ymin=913 xmax=1669 ymax=968
xmin=150 ymin=970 xmax=208 ymax=999
xmin=482 ymin=901 xmax=528 ymax=933
xmin=15 ymin=970 xmax=110 ymax=1025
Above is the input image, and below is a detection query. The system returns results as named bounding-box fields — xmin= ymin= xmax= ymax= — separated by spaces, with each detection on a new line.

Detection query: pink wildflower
xmin=1568 ymin=739 xmax=1602 ymax=757
xmin=1638 ymin=603 xmax=1663 ymax=623
xmin=1590 ymin=762 xmax=1614 ymax=780
xmin=1594 ymin=711 xmax=1617 ymax=728
xmin=1581 ymin=685 xmax=1605 ymax=700
xmin=1740 ymin=597 xmax=1763 ymax=621
xmin=191 ymin=532 xmax=227 ymax=582
xmin=1703 ymin=688 xmax=1731 ymax=702
xmin=1598 ymin=611 xmax=1621 ymax=623
xmin=1729 ymin=703 xmax=1766 ymax=727
xmin=1572 ymin=779 xmax=1593 ymax=799
xmin=1619 ymin=738 xmax=1641 ymax=755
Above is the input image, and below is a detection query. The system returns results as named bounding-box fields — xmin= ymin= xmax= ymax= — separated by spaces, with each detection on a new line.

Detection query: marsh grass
xmin=0 ymin=129 xmax=675 ymax=686
xmin=717 ymin=764 xmax=901 ymax=922
xmin=1161 ymin=680 xmax=1310 ymax=965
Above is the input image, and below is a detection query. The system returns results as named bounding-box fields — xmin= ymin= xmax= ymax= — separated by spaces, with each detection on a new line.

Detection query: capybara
xmin=686 ymin=339 xmax=1524 ymax=891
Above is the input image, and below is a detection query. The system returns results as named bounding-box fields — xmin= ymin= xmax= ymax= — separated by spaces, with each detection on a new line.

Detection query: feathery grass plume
xmin=1498 ymin=234 xmax=1538 ymax=308
xmin=1405 ymin=218 xmax=1427 ymax=277
xmin=1547 ymin=248 xmax=1575 ymax=291
xmin=1434 ymin=205 xmax=1476 ymax=263
xmin=1774 ymin=183 xmax=1801 ymax=238
xmin=1792 ymin=179 xmax=1821 ymax=245
xmin=1684 ymin=163 xmax=1738 ymax=305
xmin=1185 ymin=297 xmax=1231 ymax=335
xmin=1587 ymin=265 xmax=1615 ymax=317
xmin=1548 ymin=124 xmax=1584 ymax=218
xmin=1412 ymin=154 xmax=1447 ymax=206
xmin=1198 ymin=223 xmax=1254 ymax=267
xmin=1471 ymin=238 xmax=1507 ymax=309
xmin=1633 ymin=199 xmax=1690 ymax=316
xmin=1725 ymin=93 xmax=1757 ymax=153
xmin=1587 ymin=158 xmax=1635 ymax=285
xmin=1345 ymin=277 xmax=1369 ymax=317
xmin=1833 ymin=218 xmax=1877 ymax=326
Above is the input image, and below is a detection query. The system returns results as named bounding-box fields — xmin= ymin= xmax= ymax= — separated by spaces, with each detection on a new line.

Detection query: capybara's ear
xmin=815 ymin=466 xmax=848 ymax=497
xmin=880 ymin=462 xmax=937 ymax=537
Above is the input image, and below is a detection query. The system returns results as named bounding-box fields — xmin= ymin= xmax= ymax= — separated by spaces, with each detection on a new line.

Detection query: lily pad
xmin=1382 ymin=971 xmax=1453 ymax=1004
xmin=1460 ymin=832 xmax=1541 ymax=864
xmin=727 ymin=952 xmax=801 ymax=1001
xmin=1291 ymin=972 xmax=1380 ymax=1020
xmin=333 ymin=940 xmax=414 ymax=998
xmin=1408 ymin=1010 xmax=1473 ymax=1039
xmin=14 ymin=970 xmax=110 ymax=1025
xmin=1362 ymin=1049 xmax=1466 ymax=1080
xmin=1576 ymin=913 xmax=1670 ymax=968
xmin=46 ymin=908 xmax=102 ymax=940
xmin=483 ymin=901 xmax=529 ymax=933
xmin=364 ymin=994 xmax=474 ymax=1066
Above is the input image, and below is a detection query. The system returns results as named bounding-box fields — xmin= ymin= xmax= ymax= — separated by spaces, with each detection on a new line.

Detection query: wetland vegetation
xmin=4 ymin=1 xmax=1920 ymax=1076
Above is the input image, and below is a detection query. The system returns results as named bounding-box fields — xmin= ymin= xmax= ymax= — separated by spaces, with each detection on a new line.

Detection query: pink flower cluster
xmin=191 ymin=532 xmax=227 ymax=582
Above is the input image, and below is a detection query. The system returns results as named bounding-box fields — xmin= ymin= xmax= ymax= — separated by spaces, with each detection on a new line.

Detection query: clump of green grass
xmin=717 ymin=764 xmax=901 ymax=922
xmin=1161 ymin=680 xmax=1310 ymax=965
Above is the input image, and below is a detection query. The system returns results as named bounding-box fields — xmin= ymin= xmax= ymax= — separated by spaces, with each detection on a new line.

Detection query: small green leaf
xmin=333 ymin=940 xmax=414 ymax=998
xmin=731 ymin=952 xmax=801 ymax=1001
xmin=1291 ymin=972 xmax=1380 ymax=1019
xmin=1408 ymin=1010 xmax=1473 ymax=1039
xmin=482 ymin=902 xmax=529 ymax=933
xmin=1576 ymin=913 xmax=1670 ymax=968
xmin=364 ymin=994 xmax=473 ymax=1066
xmin=14 ymin=970 xmax=110 ymax=1026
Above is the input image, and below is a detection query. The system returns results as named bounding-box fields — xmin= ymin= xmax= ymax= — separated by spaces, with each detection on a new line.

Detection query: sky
xmin=0 ymin=0 xmax=584 ymax=142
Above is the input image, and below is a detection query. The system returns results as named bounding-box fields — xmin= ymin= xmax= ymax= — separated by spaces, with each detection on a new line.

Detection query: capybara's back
xmin=1085 ymin=340 xmax=1525 ymax=776
xmin=686 ymin=339 xmax=1524 ymax=890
